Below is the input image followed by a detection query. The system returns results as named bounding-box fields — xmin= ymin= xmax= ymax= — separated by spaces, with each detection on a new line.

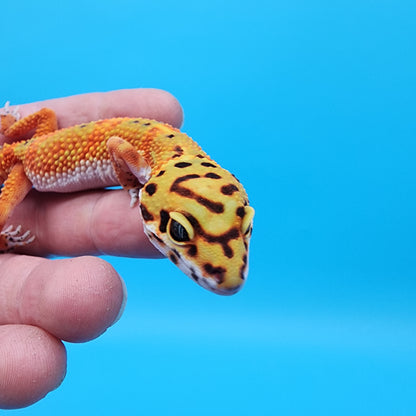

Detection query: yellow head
xmin=139 ymin=154 xmax=254 ymax=295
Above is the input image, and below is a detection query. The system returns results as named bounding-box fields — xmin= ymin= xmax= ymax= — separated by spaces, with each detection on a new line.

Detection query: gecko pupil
xmin=169 ymin=220 xmax=190 ymax=242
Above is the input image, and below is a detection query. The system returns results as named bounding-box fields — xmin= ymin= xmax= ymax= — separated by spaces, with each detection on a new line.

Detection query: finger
xmin=0 ymin=254 xmax=127 ymax=342
xmin=0 ymin=324 xmax=66 ymax=409
xmin=1 ymin=88 xmax=184 ymax=143
xmin=9 ymin=188 xmax=162 ymax=257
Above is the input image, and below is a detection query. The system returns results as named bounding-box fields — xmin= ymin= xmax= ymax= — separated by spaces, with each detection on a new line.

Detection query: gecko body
xmin=0 ymin=106 xmax=254 ymax=295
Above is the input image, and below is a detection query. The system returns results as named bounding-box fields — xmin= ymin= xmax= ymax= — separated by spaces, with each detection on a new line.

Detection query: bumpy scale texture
xmin=0 ymin=107 xmax=254 ymax=295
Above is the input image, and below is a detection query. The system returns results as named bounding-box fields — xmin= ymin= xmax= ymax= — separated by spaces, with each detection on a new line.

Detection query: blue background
xmin=2 ymin=0 xmax=416 ymax=414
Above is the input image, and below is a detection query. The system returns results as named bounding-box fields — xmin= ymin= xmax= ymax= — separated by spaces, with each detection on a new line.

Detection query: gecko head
xmin=139 ymin=155 xmax=254 ymax=295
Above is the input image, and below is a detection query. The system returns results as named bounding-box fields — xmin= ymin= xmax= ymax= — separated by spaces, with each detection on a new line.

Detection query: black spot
xmin=236 ymin=206 xmax=245 ymax=218
xmin=143 ymin=122 xmax=152 ymax=126
xmin=203 ymin=263 xmax=226 ymax=284
xmin=205 ymin=173 xmax=222 ymax=179
xmin=169 ymin=253 xmax=178 ymax=264
xmin=174 ymin=146 xmax=183 ymax=153
xmin=167 ymin=134 xmax=175 ymax=138
xmin=175 ymin=162 xmax=192 ymax=168
xmin=187 ymin=244 xmax=198 ymax=257
xmin=159 ymin=210 xmax=169 ymax=233
xmin=172 ymin=154 xmax=182 ymax=158
xmin=201 ymin=162 xmax=216 ymax=168
xmin=191 ymin=271 xmax=199 ymax=282
xmin=221 ymin=184 xmax=239 ymax=195
xmin=156 ymin=170 xmax=165 ymax=177
xmin=80 ymin=123 xmax=88 ymax=128
xmin=145 ymin=183 xmax=157 ymax=196
xmin=140 ymin=205 xmax=154 ymax=221
xmin=130 ymin=120 xmax=140 ymax=124
xmin=196 ymin=154 xmax=204 ymax=159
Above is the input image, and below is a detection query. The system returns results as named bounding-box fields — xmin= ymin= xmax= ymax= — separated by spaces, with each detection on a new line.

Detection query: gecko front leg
xmin=0 ymin=164 xmax=34 ymax=252
xmin=106 ymin=136 xmax=152 ymax=207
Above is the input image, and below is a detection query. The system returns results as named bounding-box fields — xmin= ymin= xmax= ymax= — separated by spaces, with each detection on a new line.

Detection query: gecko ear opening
xmin=168 ymin=212 xmax=195 ymax=244
xmin=242 ymin=206 xmax=255 ymax=235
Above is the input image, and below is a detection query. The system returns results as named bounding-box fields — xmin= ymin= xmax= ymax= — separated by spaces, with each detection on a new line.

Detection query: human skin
xmin=0 ymin=89 xmax=184 ymax=409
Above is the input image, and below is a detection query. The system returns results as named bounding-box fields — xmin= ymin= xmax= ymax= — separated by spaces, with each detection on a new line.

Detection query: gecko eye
xmin=168 ymin=212 xmax=195 ymax=244
xmin=241 ymin=206 xmax=255 ymax=236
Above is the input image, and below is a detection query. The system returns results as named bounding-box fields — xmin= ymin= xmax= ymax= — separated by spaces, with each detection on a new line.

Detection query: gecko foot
xmin=128 ymin=188 xmax=140 ymax=207
xmin=0 ymin=101 xmax=21 ymax=120
xmin=1 ymin=101 xmax=21 ymax=134
xmin=0 ymin=225 xmax=35 ymax=252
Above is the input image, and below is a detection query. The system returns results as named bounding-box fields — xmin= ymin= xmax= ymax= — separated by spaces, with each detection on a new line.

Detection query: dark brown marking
xmin=196 ymin=154 xmax=204 ymax=158
xmin=159 ymin=210 xmax=169 ymax=233
xmin=201 ymin=162 xmax=216 ymax=168
xmin=244 ymin=225 xmax=252 ymax=237
xmin=140 ymin=205 xmax=154 ymax=221
xmin=187 ymin=244 xmax=198 ymax=257
xmin=172 ymin=174 xmax=200 ymax=184
xmin=236 ymin=206 xmax=245 ymax=218
xmin=172 ymin=248 xmax=181 ymax=259
xmin=145 ymin=183 xmax=157 ymax=196
xmin=151 ymin=232 xmax=164 ymax=244
xmin=232 ymin=173 xmax=241 ymax=183
xmin=203 ymin=263 xmax=226 ymax=284
xmin=191 ymin=271 xmax=199 ymax=281
xmin=130 ymin=120 xmax=140 ymax=124
xmin=143 ymin=122 xmax=152 ymax=126
xmin=169 ymin=253 xmax=178 ymax=264
xmin=240 ymin=255 xmax=248 ymax=280
xmin=205 ymin=173 xmax=222 ymax=179
xmin=172 ymin=154 xmax=182 ymax=158
xmin=156 ymin=170 xmax=165 ymax=177
xmin=170 ymin=175 xmax=224 ymax=214
xmin=221 ymin=184 xmax=239 ymax=195
xmin=175 ymin=162 xmax=192 ymax=168
xmin=167 ymin=134 xmax=175 ymax=138
xmin=174 ymin=146 xmax=183 ymax=153
xmin=185 ymin=213 xmax=238 ymax=258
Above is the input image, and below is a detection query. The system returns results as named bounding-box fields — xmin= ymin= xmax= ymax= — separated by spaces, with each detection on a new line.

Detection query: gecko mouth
xmin=197 ymin=275 xmax=242 ymax=296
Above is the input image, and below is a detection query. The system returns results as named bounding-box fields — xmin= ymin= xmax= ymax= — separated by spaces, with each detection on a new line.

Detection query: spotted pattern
xmin=0 ymin=107 xmax=254 ymax=295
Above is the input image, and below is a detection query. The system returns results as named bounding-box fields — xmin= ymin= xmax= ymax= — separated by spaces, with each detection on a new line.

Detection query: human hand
xmin=0 ymin=89 xmax=184 ymax=409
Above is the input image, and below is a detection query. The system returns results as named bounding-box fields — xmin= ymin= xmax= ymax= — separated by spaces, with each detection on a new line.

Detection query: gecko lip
xmin=198 ymin=276 xmax=243 ymax=296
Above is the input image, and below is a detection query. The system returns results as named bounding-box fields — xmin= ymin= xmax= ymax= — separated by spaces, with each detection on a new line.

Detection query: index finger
xmin=1 ymin=88 xmax=183 ymax=143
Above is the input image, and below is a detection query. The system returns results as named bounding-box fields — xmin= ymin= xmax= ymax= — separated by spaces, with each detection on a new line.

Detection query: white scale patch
xmin=27 ymin=158 xmax=119 ymax=192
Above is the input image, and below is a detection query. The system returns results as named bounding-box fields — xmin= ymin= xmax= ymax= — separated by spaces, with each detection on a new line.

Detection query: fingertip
xmin=0 ymin=325 xmax=66 ymax=409
xmin=20 ymin=256 xmax=126 ymax=343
